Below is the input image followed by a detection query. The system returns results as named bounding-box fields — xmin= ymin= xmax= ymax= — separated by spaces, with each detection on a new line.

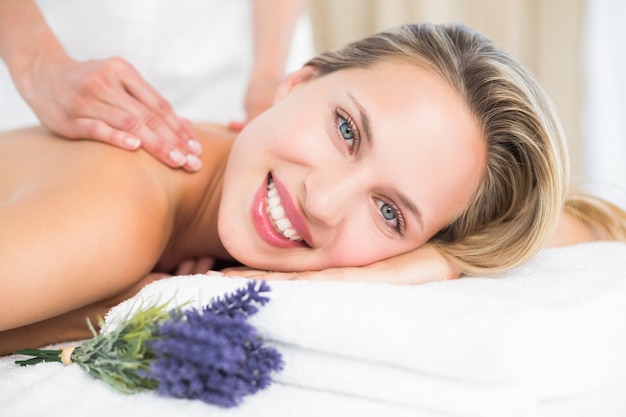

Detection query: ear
xmin=273 ymin=65 xmax=319 ymax=104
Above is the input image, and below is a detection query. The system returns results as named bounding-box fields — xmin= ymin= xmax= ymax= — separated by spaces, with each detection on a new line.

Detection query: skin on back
xmin=0 ymin=124 xmax=233 ymax=336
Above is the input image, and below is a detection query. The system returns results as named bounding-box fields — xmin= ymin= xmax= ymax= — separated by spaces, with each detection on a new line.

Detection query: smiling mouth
xmin=266 ymin=176 xmax=303 ymax=242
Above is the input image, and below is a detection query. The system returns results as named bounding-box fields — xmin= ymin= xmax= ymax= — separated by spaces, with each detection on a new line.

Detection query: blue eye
xmin=335 ymin=110 xmax=359 ymax=151
xmin=376 ymin=199 xmax=398 ymax=227
xmin=339 ymin=120 xmax=354 ymax=140
xmin=380 ymin=202 xmax=396 ymax=221
xmin=374 ymin=197 xmax=405 ymax=236
xmin=338 ymin=118 xmax=355 ymax=149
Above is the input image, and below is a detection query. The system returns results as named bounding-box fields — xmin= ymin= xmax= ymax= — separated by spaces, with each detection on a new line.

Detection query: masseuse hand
xmin=218 ymin=245 xmax=462 ymax=285
xmin=18 ymin=53 xmax=204 ymax=172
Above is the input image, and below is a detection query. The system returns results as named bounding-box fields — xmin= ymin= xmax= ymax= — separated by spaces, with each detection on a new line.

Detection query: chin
xmin=217 ymin=221 xmax=245 ymax=261
xmin=216 ymin=220 xmax=266 ymax=269
xmin=223 ymin=245 xmax=317 ymax=272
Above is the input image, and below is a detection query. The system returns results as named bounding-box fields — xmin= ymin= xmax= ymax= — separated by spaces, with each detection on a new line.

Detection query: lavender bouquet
xmin=15 ymin=280 xmax=283 ymax=408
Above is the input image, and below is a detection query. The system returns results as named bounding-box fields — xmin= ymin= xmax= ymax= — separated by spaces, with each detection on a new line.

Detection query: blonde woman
xmin=1 ymin=23 xmax=624 ymax=354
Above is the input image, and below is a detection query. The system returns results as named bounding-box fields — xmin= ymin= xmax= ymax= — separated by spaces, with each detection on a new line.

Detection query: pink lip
xmin=251 ymin=174 xmax=312 ymax=249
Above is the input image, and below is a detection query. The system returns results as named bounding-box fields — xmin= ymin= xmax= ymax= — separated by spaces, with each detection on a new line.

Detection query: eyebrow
xmin=348 ymin=93 xmax=372 ymax=146
xmin=347 ymin=93 xmax=425 ymax=232
xmin=397 ymin=191 xmax=424 ymax=232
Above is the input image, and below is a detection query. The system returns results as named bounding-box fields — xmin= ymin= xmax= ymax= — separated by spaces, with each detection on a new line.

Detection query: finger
xmin=175 ymin=259 xmax=196 ymax=276
xmin=193 ymin=257 xmax=215 ymax=274
xmin=221 ymin=267 xmax=345 ymax=282
xmin=256 ymin=272 xmax=301 ymax=281
xmin=179 ymin=117 xmax=194 ymax=128
xmin=75 ymin=101 xmax=194 ymax=169
xmin=92 ymin=65 xmax=203 ymax=171
xmin=122 ymin=106 xmax=203 ymax=166
xmin=129 ymin=121 xmax=203 ymax=172
xmin=220 ymin=267 xmax=263 ymax=277
xmin=80 ymin=60 xmax=199 ymax=158
xmin=74 ymin=109 xmax=197 ymax=172
xmin=98 ymin=97 xmax=202 ymax=171
xmin=220 ymin=268 xmax=290 ymax=280
xmin=266 ymin=270 xmax=337 ymax=282
xmin=227 ymin=120 xmax=247 ymax=132
xmin=262 ymin=268 xmax=378 ymax=283
xmin=75 ymin=118 xmax=197 ymax=172
xmin=72 ymin=118 xmax=142 ymax=150
xmin=227 ymin=269 xmax=301 ymax=281
xmin=120 ymin=71 xmax=200 ymax=152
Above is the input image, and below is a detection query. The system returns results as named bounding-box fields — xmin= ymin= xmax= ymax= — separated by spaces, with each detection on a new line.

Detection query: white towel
xmin=103 ymin=241 xmax=626 ymax=416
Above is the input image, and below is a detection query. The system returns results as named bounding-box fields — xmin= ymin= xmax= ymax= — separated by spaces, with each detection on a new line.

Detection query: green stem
xmin=14 ymin=348 xmax=62 ymax=366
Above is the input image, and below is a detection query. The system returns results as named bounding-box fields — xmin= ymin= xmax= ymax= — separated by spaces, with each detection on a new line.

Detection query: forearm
xmin=0 ymin=272 xmax=167 ymax=355
xmin=0 ymin=302 xmax=103 ymax=355
xmin=251 ymin=0 xmax=306 ymax=80
xmin=222 ymin=244 xmax=460 ymax=285
xmin=369 ymin=244 xmax=461 ymax=283
xmin=0 ymin=0 xmax=69 ymax=95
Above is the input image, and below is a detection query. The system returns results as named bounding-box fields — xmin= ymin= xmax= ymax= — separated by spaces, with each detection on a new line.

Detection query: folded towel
xmin=104 ymin=241 xmax=626 ymax=416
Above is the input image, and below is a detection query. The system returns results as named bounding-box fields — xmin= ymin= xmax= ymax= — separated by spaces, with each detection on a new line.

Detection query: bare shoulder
xmin=0 ymin=127 xmax=175 ymax=330
xmin=546 ymin=210 xmax=603 ymax=247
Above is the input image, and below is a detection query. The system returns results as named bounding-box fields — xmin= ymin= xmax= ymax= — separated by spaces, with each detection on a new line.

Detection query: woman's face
xmin=219 ymin=60 xmax=486 ymax=271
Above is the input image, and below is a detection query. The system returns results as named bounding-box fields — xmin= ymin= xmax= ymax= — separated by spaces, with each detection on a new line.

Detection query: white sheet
xmin=2 ymin=241 xmax=626 ymax=416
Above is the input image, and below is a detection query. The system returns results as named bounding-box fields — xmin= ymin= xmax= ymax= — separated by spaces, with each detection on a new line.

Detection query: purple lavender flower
xmin=208 ymin=280 xmax=272 ymax=318
xmin=144 ymin=280 xmax=283 ymax=408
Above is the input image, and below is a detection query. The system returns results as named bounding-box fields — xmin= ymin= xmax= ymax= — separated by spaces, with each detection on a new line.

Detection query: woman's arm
xmin=0 ymin=0 xmax=200 ymax=170
xmin=245 ymin=0 xmax=307 ymax=121
xmin=221 ymin=244 xmax=460 ymax=284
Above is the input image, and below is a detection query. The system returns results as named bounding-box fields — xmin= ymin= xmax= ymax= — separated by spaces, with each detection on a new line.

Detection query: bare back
xmin=0 ymin=124 xmax=233 ymax=332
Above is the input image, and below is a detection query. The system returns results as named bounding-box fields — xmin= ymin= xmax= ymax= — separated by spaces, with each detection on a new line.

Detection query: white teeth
xmin=268 ymin=196 xmax=281 ymax=209
xmin=270 ymin=205 xmax=285 ymax=219
xmin=276 ymin=217 xmax=292 ymax=231
xmin=266 ymin=178 xmax=302 ymax=241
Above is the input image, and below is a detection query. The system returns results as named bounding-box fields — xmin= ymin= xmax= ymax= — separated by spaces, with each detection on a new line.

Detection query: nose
xmin=303 ymin=167 xmax=361 ymax=227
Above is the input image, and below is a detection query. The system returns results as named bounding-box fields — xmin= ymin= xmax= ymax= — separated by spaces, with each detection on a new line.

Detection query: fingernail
xmin=169 ymin=149 xmax=186 ymax=166
xmin=124 ymin=137 xmax=141 ymax=150
xmin=186 ymin=154 xmax=202 ymax=171
xmin=228 ymin=121 xmax=246 ymax=132
xmin=187 ymin=139 xmax=203 ymax=155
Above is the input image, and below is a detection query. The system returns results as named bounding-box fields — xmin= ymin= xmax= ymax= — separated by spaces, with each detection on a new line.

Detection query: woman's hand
xmin=17 ymin=54 xmax=203 ymax=172
xmin=175 ymin=257 xmax=216 ymax=276
xmin=1 ymin=0 xmax=201 ymax=171
xmin=220 ymin=245 xmax=461 ymax=285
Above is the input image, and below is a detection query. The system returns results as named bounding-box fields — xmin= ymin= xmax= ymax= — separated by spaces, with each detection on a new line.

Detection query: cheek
xmin=216 ymin=197 xmax=244 ymax=261
xmin=259 ymin=96 xmax=331 ymax=154
xmin=322 ymin=222 xmax=423 ymax=267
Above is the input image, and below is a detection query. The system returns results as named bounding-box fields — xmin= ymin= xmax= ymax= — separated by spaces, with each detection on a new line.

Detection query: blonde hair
xmin=564 ymin=192 xmax=626 ymax=241
xmin=308 ymin=23 xmax=575 ymax=275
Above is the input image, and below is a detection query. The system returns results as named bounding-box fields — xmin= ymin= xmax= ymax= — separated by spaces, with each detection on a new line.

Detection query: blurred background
xmin=308 ymin=0 xmax=626 ymax=209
